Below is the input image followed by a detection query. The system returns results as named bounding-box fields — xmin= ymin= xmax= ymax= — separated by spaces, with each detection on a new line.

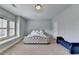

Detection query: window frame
xmin=0 ymin=18 xmax=16 ymax=40
xmin=8 ymin=20 xmax=16 ymax=37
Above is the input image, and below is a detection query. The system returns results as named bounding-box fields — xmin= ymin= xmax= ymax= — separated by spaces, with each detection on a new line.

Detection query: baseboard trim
xmin=0 ymin=37 xmax=22 ymax=54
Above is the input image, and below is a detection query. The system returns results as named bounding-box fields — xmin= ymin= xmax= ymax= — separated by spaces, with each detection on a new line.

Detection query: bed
xmin=23 ymin=30 xmax=50 ymax=43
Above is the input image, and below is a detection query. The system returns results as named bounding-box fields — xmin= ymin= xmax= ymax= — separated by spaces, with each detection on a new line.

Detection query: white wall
xmin=25 ymin=19 xmax=53 ymax=35
xmin=16 ymin=16 xmax=26 ymax=36
xmin=20 ymin=17 xmax=26 ymax=36
xmin=53 ymin=5 xmax=79 ymax=42
xmin=52 ymin=21 xmax=58 ymax=38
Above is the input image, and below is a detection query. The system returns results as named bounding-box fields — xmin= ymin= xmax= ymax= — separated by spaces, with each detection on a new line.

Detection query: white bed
xmin=23 ymin=30 xmax=50 ymax=43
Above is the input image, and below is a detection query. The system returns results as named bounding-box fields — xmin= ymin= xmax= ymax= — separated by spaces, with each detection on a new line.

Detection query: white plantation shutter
xmin=9 ymin=21 xmax=15 ymax=36
xmin=0 ymin=17 xmax=16 ymax=39
xmin=0 ymin=18 xmax=7 ymax=38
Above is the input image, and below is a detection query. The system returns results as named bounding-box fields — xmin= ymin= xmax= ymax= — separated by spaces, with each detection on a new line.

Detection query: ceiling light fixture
xmin=35 ymin=4 xmax=42 ymax=10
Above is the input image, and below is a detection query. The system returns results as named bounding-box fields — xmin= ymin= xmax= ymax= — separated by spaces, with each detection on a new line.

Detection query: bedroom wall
xmin=19 ymin=17 xmax=26 ymax=36
xmin=25 ymin=19 xmax=53 ymax=35
xmin=16 ymin=16 xmax=26 ymax=36
xmin=53 ymin=5 xmax=79 ymax=42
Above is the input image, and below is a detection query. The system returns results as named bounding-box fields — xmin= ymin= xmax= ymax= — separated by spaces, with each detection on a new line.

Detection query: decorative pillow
xmin=31 ymin=30 xmax=44 ymax=35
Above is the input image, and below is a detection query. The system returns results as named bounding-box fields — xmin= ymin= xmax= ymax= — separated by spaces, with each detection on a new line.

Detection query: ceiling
xmin=0 ymin=4 xmax=71 ymax=20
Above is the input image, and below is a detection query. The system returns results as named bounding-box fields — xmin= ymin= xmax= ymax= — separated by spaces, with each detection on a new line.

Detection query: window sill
xmin=0 ymin=36 xmax=20 ymax=45
xmin=0 ymin=35 xmax=16 ymax=41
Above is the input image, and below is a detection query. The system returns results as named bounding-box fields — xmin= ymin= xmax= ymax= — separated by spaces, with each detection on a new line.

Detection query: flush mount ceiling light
xmin=35 ymin=4 xmax=42 ymax=10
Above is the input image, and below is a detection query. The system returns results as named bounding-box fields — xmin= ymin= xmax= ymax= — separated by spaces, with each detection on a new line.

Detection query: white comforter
xmin=27 ymin=30 xmax=47 ymax=37
xmin=23 ymin=30 xmax=49 ymax=43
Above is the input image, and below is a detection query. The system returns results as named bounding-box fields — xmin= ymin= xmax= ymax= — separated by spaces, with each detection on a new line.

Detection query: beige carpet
xmin=2 ymin=39 xmax=70 ymax=55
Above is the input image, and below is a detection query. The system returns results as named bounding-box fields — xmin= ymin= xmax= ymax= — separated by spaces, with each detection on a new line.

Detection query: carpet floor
xmin=2 ymin=39 xmax=70 ymax=55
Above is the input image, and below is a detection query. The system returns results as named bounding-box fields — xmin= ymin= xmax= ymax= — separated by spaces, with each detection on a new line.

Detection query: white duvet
xmin=26 ymin=30 xmax=47 ymax=38
xmin=23 ymin=30 xmax=49 ymax=43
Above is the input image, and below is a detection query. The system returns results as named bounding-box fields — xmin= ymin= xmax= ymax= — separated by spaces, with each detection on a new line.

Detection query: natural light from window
xmin=0 ymin=18 xmax=16 ymax=39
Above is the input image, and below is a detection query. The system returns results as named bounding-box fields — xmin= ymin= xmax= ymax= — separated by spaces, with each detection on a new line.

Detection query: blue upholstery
xmin=56 ymin=37 xmax=79 ymax=54
xmin=56 ymin=37 xmax=72 ymax=50
xmin=70 ymin=43 xmax=79 ymax=54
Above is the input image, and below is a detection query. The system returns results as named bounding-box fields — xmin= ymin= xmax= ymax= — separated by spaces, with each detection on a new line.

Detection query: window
xmin=0 ymin=18 xmax=16 ymax=39
xmin=0 ymin=18 xmax=7 ymax=38
xmin=9 ymin=21 xmax=15 ymax=36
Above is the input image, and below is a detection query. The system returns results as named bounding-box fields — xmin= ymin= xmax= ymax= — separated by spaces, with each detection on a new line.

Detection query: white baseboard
xmin=0 ymin=37 xmax=22 ymax=54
